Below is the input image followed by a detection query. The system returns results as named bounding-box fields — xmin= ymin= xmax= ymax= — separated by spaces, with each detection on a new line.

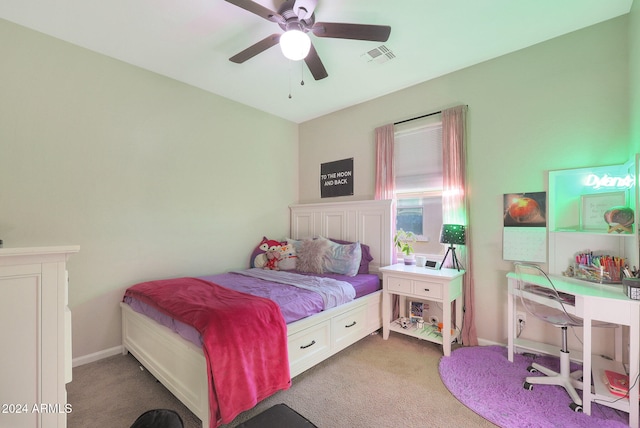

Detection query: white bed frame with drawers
xmin=121 ymin=199 xmax=392 ymax=427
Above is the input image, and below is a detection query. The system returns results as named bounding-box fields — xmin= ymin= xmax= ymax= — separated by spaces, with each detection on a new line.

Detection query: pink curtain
xmin=375 ymin=123 xmax=400 ymax=318
xmin=374 ymin=123 xmax=396 ymax=201
xmin=375 ymin=123 xmax=398 ymax=264
xmin=442 ymin=105 xmax=478 ymax=346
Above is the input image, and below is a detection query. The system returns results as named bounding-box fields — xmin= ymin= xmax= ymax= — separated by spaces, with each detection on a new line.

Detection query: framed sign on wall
xmin=580 ymin=191 xmax=626 ymax=231
xmin=320 ymin=158 xmax=354 ymax=198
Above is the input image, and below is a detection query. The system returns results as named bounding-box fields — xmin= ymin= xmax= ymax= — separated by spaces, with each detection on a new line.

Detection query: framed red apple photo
xmin=503 ymin=192 xmax=547 ymax=227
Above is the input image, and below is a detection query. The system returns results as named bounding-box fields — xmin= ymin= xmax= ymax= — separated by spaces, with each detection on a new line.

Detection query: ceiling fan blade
xmin=304 ymin=43 xmax=328 ymax=80
xmin=224 ymin=0 xmax=282 ymax=23
xmin=311 ymin=22 xmax=391 ymax=42
xmin=229 ymin=34 xmax=281 ymax=63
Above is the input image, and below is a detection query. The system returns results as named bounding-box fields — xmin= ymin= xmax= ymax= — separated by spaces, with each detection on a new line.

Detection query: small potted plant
xmin=394 ymin=229 xmax=416 ymax=265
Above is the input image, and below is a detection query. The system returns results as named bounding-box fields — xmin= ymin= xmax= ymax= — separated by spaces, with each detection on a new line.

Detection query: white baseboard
xmin=72 ymin=339 xmax=502 ymax=367
xmin=477 ymin=337 xmax=504 ymax=347
xmin=73 ymin=345 xmax=123 ymax=367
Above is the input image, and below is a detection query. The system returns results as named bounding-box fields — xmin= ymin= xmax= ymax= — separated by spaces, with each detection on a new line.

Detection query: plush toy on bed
xmin=278 ymin=242 xmax=297 ymax=270
xmin=264 ymin=249 xmax=282 ymax=270
xmin=251 ymin=237 xmax=284 ymax=268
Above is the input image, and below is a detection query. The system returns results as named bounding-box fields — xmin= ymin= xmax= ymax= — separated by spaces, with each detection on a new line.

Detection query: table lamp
xmin=440 ymin=224 xmax=465 ymax=271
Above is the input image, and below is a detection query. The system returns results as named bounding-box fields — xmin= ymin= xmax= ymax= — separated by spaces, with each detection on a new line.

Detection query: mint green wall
xmin=0 ymin=19 xmax=298 ymax=359
xmin=299 ymin=17 xmax=629 ymax=347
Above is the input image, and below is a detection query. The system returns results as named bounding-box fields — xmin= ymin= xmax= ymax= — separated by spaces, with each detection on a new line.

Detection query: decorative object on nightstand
xmin=394 ymin=229 xmax=416 ymax=265
xmin=439 ymin=224 xmax=465 ymax=271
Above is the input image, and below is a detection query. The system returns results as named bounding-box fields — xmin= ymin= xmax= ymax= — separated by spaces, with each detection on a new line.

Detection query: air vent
xmin=361 ymin=45 xmax=396 ymax=64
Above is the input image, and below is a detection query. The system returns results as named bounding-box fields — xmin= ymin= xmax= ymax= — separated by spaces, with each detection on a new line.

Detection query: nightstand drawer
xmin=413 ymin=280 xmax=443 ymax=300
xmin=386 ymin=276 xmax=412 ymax=293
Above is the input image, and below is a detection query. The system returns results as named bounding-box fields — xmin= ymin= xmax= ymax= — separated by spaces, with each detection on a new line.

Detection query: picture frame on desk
xmin=580 ymin=191 xmax=626 ymax=231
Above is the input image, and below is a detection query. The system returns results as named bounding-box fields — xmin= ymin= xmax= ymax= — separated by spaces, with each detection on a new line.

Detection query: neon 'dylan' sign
xmin=584 ymin=174 xmax=635 ymax=189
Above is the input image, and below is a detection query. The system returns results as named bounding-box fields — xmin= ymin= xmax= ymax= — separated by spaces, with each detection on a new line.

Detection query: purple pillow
xmin=329 ymin=238 xmax=373 ymax=274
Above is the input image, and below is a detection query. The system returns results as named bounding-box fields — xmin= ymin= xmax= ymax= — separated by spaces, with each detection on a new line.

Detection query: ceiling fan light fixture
xmin=279 ymin=29 xmax=311 ymax=61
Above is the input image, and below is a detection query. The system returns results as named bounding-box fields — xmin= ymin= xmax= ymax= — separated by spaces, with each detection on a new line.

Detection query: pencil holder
xmin=574 ymin=264 xmax=622 ymax=284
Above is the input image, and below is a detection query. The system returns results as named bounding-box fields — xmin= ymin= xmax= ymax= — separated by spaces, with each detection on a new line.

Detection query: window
xmin=394 ymin=121 xmax=443 ymax=253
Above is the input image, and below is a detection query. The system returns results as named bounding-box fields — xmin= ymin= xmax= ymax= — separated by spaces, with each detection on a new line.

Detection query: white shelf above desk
xmin=547 ymin=158 xmax=637 ymax=277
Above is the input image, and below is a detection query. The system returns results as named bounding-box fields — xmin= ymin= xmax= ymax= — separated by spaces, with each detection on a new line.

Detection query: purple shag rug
xmin=439 ymin=345 xmax=628 ymax=428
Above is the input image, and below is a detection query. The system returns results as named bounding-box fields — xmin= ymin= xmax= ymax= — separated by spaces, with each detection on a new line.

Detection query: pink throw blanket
xmin=124 ymin=277 xmax=291 ymax=427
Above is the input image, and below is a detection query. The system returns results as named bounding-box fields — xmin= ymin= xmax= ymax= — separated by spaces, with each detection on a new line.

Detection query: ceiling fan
xmin=225 ymin=0 xmax=391 ymax=80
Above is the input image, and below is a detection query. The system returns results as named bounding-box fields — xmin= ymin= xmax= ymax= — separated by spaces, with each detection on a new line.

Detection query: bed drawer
xmin=288 ymin=320 xmax=331 ymax=374
xmin=332 ymin=304 xmax=367 ymax=351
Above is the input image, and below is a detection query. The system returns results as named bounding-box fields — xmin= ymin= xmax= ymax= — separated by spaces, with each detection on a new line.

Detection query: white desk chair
xmin=514 ymin=262 xmax=612 ymax=412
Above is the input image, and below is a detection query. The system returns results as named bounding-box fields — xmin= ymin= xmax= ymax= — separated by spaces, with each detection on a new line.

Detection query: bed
xmin=121 ymin=200 xmax=393 ymax=428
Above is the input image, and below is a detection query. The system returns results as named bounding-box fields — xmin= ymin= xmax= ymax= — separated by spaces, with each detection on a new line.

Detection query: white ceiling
xmin=0 ymin=0 xmax=633 ymax=123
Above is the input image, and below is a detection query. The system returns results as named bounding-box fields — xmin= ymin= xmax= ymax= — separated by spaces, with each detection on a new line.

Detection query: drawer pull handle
xmin=300 ymin=340 xmax=316 ymax=349
xmin=345 ymin=321 xmax=357 ymax=328
xmin=424 ymin=288 xmax=430 ymax=292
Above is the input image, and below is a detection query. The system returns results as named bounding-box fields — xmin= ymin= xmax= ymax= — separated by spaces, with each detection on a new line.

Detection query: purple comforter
xmin=123 ymin=270 xmax=380 ymax=347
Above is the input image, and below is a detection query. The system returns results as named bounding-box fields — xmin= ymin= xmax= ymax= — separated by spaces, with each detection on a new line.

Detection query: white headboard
xmin=289 ymin=200 xmax=393 ymax=274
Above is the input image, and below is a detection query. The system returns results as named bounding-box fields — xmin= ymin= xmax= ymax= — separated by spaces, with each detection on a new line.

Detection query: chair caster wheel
xmin=569 ymin=403 xmax=583 ymax=413
xmin=523 ymin=381 xmax=533 ymax=391
xmin=527 ymin=365 xmax=538 ymax=373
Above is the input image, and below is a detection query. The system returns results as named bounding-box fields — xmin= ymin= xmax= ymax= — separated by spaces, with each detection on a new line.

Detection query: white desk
xmin=506 ymin=272 xmax=640 ymax=427
xmin=381 ymin=264 xmax=464 ymax=356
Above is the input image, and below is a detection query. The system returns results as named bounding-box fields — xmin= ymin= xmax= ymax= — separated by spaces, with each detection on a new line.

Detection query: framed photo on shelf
xmin=409 ymin=301 xmax=425 ymax=323
xmin=580 ymin=192 xmax=626 ymax=231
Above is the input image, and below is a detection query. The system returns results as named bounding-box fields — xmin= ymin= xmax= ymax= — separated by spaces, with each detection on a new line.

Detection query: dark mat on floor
xmin=236 ymin=403 xmax=317 ymax=428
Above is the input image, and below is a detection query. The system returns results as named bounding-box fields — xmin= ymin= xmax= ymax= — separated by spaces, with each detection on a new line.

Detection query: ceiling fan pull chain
xmin=288 ymin=60 xmax=293 ymax=99
xmin=300 ymin=60 xmax=305 ymax=86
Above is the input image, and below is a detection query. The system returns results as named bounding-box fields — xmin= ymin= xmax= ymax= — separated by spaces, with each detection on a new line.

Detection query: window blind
xmin=394 ymin=123 xmax=443 ymax=194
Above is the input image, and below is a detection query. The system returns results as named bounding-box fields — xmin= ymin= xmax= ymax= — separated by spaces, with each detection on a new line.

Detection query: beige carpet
xmin=68 ymin=333 xmax=495 ymax=427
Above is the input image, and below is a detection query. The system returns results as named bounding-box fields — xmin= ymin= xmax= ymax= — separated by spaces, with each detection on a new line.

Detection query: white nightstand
xmin=380 ymin=263 xmax=465 ymax=356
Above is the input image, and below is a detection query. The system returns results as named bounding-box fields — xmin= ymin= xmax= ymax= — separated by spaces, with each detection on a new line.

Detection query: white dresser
xmin=0 ymin=246 xmax=79 ymax=428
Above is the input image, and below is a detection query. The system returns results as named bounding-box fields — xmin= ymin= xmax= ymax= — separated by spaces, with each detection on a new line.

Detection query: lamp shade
xmin=440 ymin=224 xmax=466 ymax=245
xmin=279 ymin=30 xmax=311 ymax=61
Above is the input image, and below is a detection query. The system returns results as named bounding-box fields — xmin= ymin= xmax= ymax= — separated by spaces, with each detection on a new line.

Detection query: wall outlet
xmin=517 ymin=312 xmax=527 ymax=325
